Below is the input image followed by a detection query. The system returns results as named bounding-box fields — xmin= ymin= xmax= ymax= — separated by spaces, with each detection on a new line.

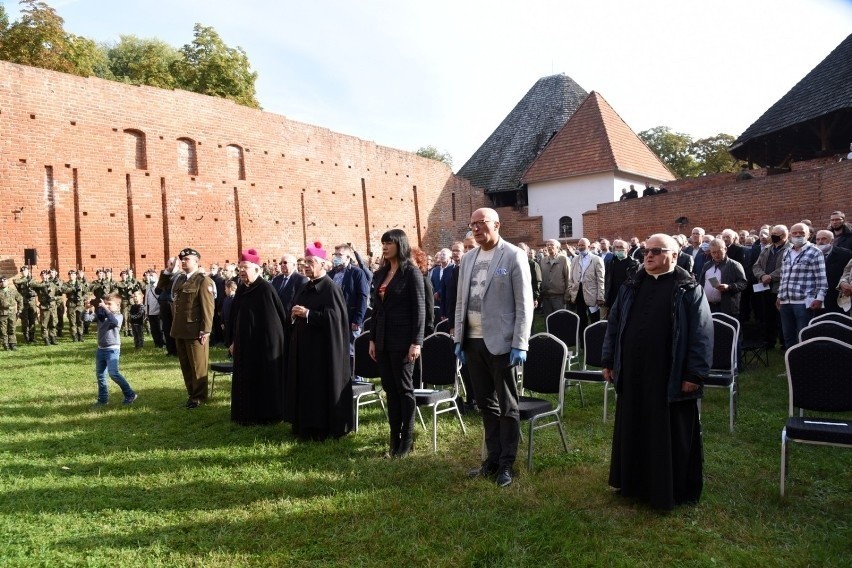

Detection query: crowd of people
xmin=2 ymin=207 xmax=851 ymax=509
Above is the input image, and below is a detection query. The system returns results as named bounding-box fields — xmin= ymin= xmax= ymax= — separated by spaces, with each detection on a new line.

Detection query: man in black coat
xmin=698 ymin=239 xmax=747 ymax=318
xmin=829 ymin=211 xmax=852 ymax=251
xmin=271 ymin=254 xmax=309 ymax=314
xmin=603 ymin=239 xmax=638 ymax=318
xmin=816 ymin=230 xmax=852 ymax=313
xmin=228 ymin=249 xmax=288 ymax=425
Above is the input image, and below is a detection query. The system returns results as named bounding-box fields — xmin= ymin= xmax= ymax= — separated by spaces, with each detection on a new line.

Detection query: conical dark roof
xmin=730 ymin=33 xmax=852 ymax=166
xmin=457 ymin=74 xmax=588 ymax=193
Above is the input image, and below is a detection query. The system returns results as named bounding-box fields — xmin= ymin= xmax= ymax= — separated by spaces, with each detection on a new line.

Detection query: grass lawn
xmin=0 ymin=323 xmax=849 ymax=567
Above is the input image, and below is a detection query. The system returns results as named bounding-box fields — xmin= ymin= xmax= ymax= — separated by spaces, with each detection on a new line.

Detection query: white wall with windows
xmin=528 ymin=173 xmax=661 ymax=240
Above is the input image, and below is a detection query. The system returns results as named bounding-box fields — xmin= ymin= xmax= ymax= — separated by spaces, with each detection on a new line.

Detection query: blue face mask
xmin=578 ymin=248 xmax=588 ymax=256
xmin=699 ymin=242 xmax=710 ymax=252
xmin=614 ymin=251 xmax=626 ymax=260
xmin=332 ymin=256 xmax=345 ymax=267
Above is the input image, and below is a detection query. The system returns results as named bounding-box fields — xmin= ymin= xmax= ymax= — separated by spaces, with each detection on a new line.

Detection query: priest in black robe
xmin=228 ymin=248 xmax=288 ymax=425
xmin=285 ymin=243 xmax=353 ymax=440
xmin=602 ymin=234 xmax=713 ymax=510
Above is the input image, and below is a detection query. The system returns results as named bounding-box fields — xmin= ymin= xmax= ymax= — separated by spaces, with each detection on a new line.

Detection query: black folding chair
xmin=798 ymin=320 xmax=852 ymax=344
xmin=518 ymin=333 xmax=570 ymax=472
xmin=414 ymin=332 xmax=467 ymax=451
xmin=781 ymin=337 xmax=852 ymax=497
xmin=699 ymin=319 xmax=738 ymax=432
xmin=563 ymin=320 xmax=613 ymax=421
xmin=352 ymin=332 xmax=387 ymax=432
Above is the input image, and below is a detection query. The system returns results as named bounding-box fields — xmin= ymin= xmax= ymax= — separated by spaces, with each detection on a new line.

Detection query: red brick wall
xmin=584 ymin=160 xmax=852 ymax=242
xmin=0 ymin=62 xmax=485 ymax=275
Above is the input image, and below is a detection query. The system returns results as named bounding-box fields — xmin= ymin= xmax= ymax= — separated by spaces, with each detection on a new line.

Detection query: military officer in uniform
xmin=30 ymin=270 xmax=62 ymax=345
xmin=13 ymin=267 xmax=39 ymax=343
xmin=159 ymin=248 xmax=215 ymax=408
xmin=63 ymin=269 xmax=89 ymax=342
xmin=0 ymin=276 xmax=23 ymax=350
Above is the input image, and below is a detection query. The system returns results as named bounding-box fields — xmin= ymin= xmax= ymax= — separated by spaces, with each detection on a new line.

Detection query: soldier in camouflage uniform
xmin=0 ymin=276 xmax=24 ymax=350
xmin=63 ymin=269 xmax=89 ymax=342
xmin=116 ymin=269 xmax=141 ymax=337
xmin=49 ymin=268 xmax=65 ymax=337
xmin=13 ymin=266 xmax=39 ymax=343
xmin=91 ymin=269 xmax=117 ymax=300
xmin=30 ymin=270 xmax=63 ymax=345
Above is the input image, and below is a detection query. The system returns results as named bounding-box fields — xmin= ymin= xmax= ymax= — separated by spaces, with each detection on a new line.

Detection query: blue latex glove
xmin=454 ymin=343 xmax=466 ymax=365
xmin=509 ymin=348 xmax=527 ymax=367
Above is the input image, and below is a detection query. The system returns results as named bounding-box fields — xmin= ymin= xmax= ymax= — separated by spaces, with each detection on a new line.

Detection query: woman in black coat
xmin=368 ymin=229 xmax=425 ymax=458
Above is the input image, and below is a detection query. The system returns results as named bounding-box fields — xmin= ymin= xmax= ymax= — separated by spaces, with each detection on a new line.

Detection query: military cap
xmin=40 ymin=270 xmax=49 ymax=276
xmin=0 ymin=276 xmax=6 ymax=282
xmin=68 ymin=269 xmax=77 ymax=275
xmin=178 ymin=247 xmax=201 ymax=259
xmin=20 ymin=266 xmax=27 ymax=272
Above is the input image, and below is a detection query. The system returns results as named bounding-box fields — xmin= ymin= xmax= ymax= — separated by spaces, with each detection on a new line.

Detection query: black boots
xmin=395 ymin=433 xmax=413 ymax=458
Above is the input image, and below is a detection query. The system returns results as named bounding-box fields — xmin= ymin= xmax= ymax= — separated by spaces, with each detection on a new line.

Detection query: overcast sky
xmin=5 ymin=0 xmax=851 ymax=170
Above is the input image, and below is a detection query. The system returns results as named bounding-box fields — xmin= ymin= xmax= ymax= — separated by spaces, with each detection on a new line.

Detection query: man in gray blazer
xmin=454 ymin=208 xmax=533 ymax=487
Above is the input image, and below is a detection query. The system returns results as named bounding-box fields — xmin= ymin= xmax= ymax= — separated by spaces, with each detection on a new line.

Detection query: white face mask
xmin=790 ymin=236 xmax=806 ymax=247
xmin=817 ymin=243 xmax=831 ymax=253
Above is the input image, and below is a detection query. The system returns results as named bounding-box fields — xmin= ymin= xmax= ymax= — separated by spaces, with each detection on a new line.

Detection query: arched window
xmin=226 ymin=144 xmax=245 ymax=180
xmin=177 ymin=138 xmax=198 ymax=175
xmin=559 ymin=216 xmax=573 ymax=239
xmin=124 ymin=129 xmax=147 ymax=170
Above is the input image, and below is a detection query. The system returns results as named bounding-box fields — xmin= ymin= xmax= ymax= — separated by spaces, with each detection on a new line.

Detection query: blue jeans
xmin=95 ymin=348 xmax=135 ymax=403
xmin=779 ymin=303 xmax=813 ymax=350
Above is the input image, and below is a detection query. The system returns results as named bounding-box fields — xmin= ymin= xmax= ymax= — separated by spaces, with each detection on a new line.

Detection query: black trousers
xmin=147 ymin=314 xmax=164 ymax=347
xmin=574 ymin=284 xmax=600 ymax=347
xmin=464 ymin=338 xmax=520 ymax=469
xmin=158 ymin=300 xmax=177 ymax=355
xmin=760 ymin=292 xmax=782 ymax=348
xmin=377 ymin=349 xmax=416 ymax=444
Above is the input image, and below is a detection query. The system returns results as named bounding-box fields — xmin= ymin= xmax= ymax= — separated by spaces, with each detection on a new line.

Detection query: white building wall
xmin=527 ymin=173 xmax=616 ymax=240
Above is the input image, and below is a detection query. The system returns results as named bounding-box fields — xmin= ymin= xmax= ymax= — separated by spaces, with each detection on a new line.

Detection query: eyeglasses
xmin=468 ymin=220 xmax=495 ymax=230
xmin=280 ymin=261 xmax=288 ymax=265
xmin=644 ymin=247 xmax=672 ymax=256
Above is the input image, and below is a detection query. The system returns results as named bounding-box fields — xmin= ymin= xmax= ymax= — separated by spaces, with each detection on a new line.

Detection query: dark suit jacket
xmin=726 ymin=243 xmax=746 ymax=266
xmin=271 ymin=272 xmax=309 ymax=313
xmin=369 ymin=262 xmax=425 ymax=352
xmin=429 ymin=265 xmax=447 ymax=304
xmin=334 ymin=266 xmax=369 ymax=328
xmin=438 ymin=264 xmax=456 ymax=319
xmin=699 ymin=257 xmax=747 ymax=316
xmin=824 ymin=246 xmax=852 ymax=312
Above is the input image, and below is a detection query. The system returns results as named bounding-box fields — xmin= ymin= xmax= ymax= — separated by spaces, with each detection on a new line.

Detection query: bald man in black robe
xmin=602 ymin=234 xmax=713 ymax=510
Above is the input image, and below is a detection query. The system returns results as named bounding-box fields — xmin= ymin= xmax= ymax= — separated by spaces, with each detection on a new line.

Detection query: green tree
xmin=415 ymin=145 xmax=453 ymax=168
xmin=0 ymin=3 xmax=9 ymax=33
xmin=171 ymin=24 xmax=259 ymax=108
xmin=691 ymin=133 xmax=740 ymax=175
xmin=103 ymin=35 xmax=180 ymax=89
xmin=638 ymin=126 xmax=700 ymax=179
xmin=0 ymin=0 xmax=77 ymax=74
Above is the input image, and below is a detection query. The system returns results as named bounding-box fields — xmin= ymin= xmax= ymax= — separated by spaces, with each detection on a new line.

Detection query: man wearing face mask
xmin=753 ymin=225 xmax=790 ymax=349
xmin=568 ymin=237 xmax=605 ymax=343
xmin=604 ymin=239 xmax=638 ymax=319
xmin=814 ymin=229 xmax=851 ymax=314
xmin=776 ymin=223 xmax=827 ymax=349
xmin=331 ymin=244 xmax=369 ymax=358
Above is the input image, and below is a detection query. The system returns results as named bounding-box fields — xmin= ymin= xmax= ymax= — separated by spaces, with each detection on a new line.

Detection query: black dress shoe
xmin=467 ymin=462 xmax=498 ymax=479
xmin=186 ymin=400 xmax=201 ymax=409
xmin=496 ymin=466 xmax=514 ymax=487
